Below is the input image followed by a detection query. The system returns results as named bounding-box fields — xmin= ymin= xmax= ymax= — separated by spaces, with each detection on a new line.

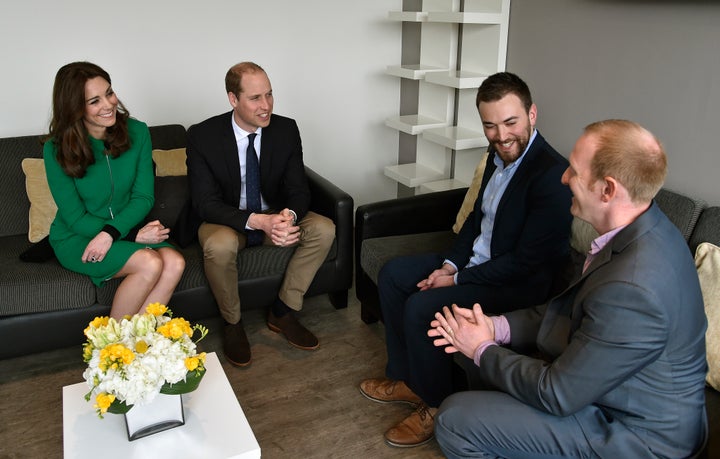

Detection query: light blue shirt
xmin=447 ymin=129 xmax=538 ymax=279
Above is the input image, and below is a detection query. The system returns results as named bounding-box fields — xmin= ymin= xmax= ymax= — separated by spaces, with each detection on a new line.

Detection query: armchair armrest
xmin=355 ymin=187 xmax=467 ymax=243
xmin=305 ymin=166 xmax=354 ymax=293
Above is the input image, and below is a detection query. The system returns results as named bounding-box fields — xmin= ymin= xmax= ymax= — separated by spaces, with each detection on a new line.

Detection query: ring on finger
xmin=90 ymin=256 xmax=97 ymax=262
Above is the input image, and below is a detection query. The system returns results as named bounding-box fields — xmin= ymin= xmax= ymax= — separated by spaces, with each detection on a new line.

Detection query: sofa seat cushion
xmin=95 ymin=240 xmax=338 ymax=305
xmin=0 ymin=235 xmax=97 ymax=316
xmin=361 ymin=231 xmax=455 ymax=284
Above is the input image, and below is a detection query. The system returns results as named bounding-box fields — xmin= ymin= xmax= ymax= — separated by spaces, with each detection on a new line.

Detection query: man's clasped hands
xmin=429 ymin=303 xmax=496 ymax=358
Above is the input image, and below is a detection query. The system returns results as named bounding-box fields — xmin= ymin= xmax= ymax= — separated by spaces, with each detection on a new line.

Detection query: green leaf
xmin=106 ymin=399 xmax=133 ymax=415
xmin=160 ymin=368 xmax=206 ymax=395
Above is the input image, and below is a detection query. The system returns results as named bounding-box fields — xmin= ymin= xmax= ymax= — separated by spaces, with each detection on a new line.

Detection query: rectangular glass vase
xmin=124 ymin=393 xmax=185 ymax=441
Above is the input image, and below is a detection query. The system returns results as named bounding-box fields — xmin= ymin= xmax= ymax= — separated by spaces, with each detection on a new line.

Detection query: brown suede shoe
xmin=267 ymin=311 xmax=319 ymax=350
xmin=384 ymin=403 xmax=436 ymax=448
xmin=359 ymin=378 xmax=422 ymax=406
xmin=223 ymin=320 xmax=251 ymax=367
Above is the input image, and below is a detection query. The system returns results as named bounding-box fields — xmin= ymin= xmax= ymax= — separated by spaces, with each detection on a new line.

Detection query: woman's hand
xmin=82 ymin=231 xmax=113 ymax=263
xmin=135 ymin=220 xmax=170 ymax=244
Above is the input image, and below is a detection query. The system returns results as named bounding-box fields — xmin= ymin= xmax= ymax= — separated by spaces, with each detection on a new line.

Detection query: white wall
xmin=0 ymin=0 xmax=402 ymax=207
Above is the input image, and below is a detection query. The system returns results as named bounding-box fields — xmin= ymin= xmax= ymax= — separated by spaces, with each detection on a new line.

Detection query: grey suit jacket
xmin=480 ymin=203 xmax=708 ymax=457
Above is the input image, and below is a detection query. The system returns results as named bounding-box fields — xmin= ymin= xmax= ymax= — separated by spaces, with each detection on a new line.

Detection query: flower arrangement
xmin=82 ymin=303 xmax=208 ymax=418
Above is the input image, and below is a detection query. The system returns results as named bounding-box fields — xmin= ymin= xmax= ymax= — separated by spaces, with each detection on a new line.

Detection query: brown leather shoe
xmin=223 ymin=320 xmax=251 ymax=367
xmin=359 ymin=378 xmax=422 ymax=406
xmin=267 ymin=311 xmax=319 ymax=350
xmin=384 ymin=403 xmax=436 ymax=448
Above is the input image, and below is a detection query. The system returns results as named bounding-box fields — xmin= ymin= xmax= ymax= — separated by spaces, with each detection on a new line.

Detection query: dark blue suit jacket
xmin=185 ymin=111 xmax=310 ymax=234
xmin=447 ymin=131 xmax=573 ymax=306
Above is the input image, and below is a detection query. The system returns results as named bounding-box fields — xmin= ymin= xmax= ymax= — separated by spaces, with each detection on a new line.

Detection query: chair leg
xmin=328 ymin=290 xmax=348 ymax=309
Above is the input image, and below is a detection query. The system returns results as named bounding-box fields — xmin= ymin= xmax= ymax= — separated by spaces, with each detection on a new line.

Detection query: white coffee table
xmin=63 ymin=352 xmax=261 ymax=458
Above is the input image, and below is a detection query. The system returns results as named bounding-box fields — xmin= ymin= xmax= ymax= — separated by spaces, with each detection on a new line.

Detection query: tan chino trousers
xmin=198 ymin=211 xmax=335 ymax=324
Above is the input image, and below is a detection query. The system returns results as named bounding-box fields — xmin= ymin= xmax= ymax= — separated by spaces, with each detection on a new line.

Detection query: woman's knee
xmin=160 ymin=248 xmax=185 ymax=279
xmin=131 ymin=248 xmax=165 ymax=279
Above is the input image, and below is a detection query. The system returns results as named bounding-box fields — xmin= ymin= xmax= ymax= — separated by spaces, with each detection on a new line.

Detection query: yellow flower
xmin=146 ymin=302 xmax=168 ymax=316
xmin=98 ymin=343 xmax=135 ymax=371
xmin=135 ymin=340 xmax=149 ymax=354
xmin=185 ymin=356 xmax=199 ymax=371
xmin=94 ymin=392 xmax=116 ymax=414
xmin=83 ymin=316 xmax=109 ymax=336
xmin=157 ymin=318 xmax=192 ymax=340
xmin=82 ymin=343 xmax=94 ymax=362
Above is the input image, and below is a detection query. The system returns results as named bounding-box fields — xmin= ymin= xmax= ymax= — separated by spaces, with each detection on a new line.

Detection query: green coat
xmin=44 ymin=118 xmax=170 ymax=286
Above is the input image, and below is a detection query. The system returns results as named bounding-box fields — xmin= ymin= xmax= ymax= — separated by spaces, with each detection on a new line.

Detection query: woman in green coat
xmin=43 ymin=61 xmax=185 ymax=319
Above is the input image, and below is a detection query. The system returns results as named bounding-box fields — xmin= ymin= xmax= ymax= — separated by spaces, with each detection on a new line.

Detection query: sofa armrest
xmin=305 ymin=166 xmax=354 ymax=288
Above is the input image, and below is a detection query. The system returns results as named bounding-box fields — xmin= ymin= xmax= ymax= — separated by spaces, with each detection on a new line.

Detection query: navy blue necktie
xmin=245 ymin=133 xmax=263 ymax=246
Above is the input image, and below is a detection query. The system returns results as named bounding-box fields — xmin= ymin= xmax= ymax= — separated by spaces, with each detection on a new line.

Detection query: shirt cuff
xmin=492 ymin=315 xmax=511 ymax=345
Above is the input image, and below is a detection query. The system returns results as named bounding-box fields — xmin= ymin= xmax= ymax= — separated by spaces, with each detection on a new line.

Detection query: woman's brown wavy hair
xmin=45 ymin=62 xmax=130 ymax=178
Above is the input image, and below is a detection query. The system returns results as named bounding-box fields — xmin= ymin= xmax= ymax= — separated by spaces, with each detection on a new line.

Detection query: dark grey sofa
xmin=0 ymin=124 xmax=353 ymax=359
xmin=354 ymin=185 xmax=720 ymax=458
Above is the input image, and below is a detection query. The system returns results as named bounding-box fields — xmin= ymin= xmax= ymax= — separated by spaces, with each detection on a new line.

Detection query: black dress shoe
xmin=267 ymin=311 xmax=319 ymax=350
xmin=223 ymin=320 xmax=251 ymax=367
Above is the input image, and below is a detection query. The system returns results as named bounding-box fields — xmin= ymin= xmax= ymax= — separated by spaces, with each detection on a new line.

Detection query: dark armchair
xmin=354 ymin=188 xmax=467 ymax=323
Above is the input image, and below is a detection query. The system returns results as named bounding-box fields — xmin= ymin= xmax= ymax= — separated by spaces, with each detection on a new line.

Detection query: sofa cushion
xmin=655 ymin=188 xmax=705 ymax=242
xmin=0 ymin=134 xmax=44 ymax=237
xmin=21 ymin=158 xmax=57 ymax=243
xmin=96 ymin=242 xmax=208 ymax=306
xmin=452 ymin=152 xmax=488 ymax=234
xmin=361 ymin=231 xmax=455 ymax=284
xmin=695 ymin=242 xmax=720 ymax=391
xmin=146 ymin=175 xmax=189 ymax=229
xmin=0 ymin=234 xmax=96 ymax=316
xmin=569 ymin=217 xmax=598 ymax=255
xmin=690 ymin=206 xmax=720 ymax=255
xmin=152 ymin=148 xmax=187 ymax=177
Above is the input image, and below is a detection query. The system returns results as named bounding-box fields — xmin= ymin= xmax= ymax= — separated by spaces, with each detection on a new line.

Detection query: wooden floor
xmin=1 ymin=289 xmax=717 ymax=458
xmin=0 ymin=291 xmax=444 ymax=459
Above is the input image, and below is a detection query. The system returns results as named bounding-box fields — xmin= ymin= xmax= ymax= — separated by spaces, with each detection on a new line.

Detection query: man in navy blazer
xmin=186 ymin=62 xmax=335 ymax=367
xmin=431 ymin=119 xmax=707 ymax=458
xmin=360 ymin=73 xmax=573 ymax=448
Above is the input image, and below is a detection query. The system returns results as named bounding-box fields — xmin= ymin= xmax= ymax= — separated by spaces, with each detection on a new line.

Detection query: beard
xmin=492 ymin=129 xmax=531 ymax=165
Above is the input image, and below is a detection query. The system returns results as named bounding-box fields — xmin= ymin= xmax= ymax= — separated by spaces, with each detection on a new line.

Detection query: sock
xmin=272 ymin=298 xmax=292 ymax=318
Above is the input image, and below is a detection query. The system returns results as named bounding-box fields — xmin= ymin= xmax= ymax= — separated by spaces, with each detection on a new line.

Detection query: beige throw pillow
xmin=570 ymin=217 xmax=599 ymax=255
xmin=21 ymin=158 xmax=58 ymax=243
xmin=152 ymin=148 xmax=187 ymax=176
xmin=695 ymin=242 xmax=720 ymax=391
xmin=452 ymin=152 xmax=489 ymax=234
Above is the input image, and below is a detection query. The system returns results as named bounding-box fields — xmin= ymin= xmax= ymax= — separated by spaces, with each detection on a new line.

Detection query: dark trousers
xmin=378 ymin=253 xmax=525 ymax=407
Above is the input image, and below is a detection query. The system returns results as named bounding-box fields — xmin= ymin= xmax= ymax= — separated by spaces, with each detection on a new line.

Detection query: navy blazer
xmin=447 ymin=132 xmax=573 ymax=306
xmin=186 ymin=111 xmax=311 ymax=234
xmin=484 ymin=203 xmax=707 ymax=458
